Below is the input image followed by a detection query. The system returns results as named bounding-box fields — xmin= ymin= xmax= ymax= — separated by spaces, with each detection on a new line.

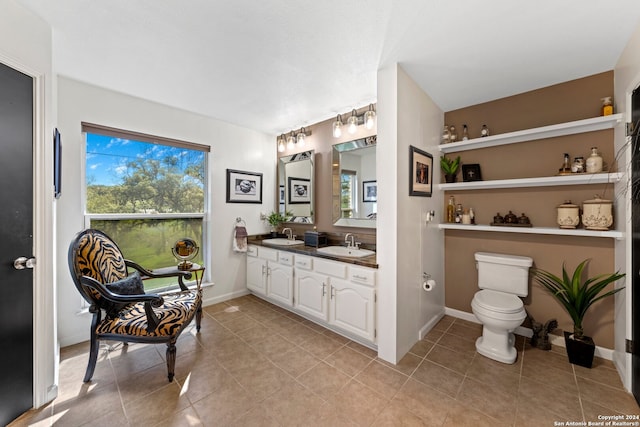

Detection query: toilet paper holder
xmin=422 ymin=272 xmax=431 ymax=279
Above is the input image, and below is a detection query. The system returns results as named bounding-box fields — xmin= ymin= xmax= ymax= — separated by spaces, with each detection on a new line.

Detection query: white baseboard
xmin=443 ymin=307 xmax=614 ymax=361
xmin=202 ymin=289 xmax=250 ymax=307
xmin=419 ymin=310 xmax=445 ymax=340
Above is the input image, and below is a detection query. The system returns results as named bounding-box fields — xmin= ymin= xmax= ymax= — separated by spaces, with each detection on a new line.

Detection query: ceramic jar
xmin=557 ymin=200 xmax=580 ymax=229
xmin=582 ymin=196 xmax=613 ymax=230
xmin=585 ymin=147 xmax=603 ymax=173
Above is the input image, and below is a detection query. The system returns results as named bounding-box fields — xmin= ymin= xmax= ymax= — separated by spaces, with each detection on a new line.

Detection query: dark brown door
xmin=632 ymin=85 xmax=640 ymax=405
xmin=0 ymin=62 xmax=34 ymax=424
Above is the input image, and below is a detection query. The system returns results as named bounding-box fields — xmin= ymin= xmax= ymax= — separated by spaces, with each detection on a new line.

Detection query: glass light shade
xmin=364 ymin=109 xmax=376 ymax=129
xmin=286 ymin=132 xmax=295 ymax=149
xmin=347 ymin=114 xmax=358 ymax=134
xmin=277 ymin=139 xmax=285 ymax=152
xmin=332 ymin=115 xmax=342 ymax=138
xmin=297 ymin=131 xmax=306 ymax=147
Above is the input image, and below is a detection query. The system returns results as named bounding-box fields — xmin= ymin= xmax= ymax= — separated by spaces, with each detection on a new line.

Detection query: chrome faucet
xmin=344 ymin=233 xmax=356 ymax=248
xmin=282 ymin=228 xmax=293 ymax=240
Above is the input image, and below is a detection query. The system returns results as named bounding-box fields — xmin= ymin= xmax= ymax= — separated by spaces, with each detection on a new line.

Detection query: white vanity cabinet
xmin=246 ymin=245 xmax=294 ymax=306
xmin=247 ymin=245 xmax=377 ymax=344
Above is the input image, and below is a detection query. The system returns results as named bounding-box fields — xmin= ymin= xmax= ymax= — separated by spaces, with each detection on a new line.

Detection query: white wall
xmin=0 ymin=0 xmax=57 ymax=408
xmin=613 ymin=20 xmax=640 ymax=392
xmin=377 ymin=64 xmax=444 ymax=363
xmin=56 ymin=76 xmax=275 ymax=347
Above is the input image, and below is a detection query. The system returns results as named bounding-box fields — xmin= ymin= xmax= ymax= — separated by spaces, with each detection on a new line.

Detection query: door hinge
xmin=374 ymin=292 xmax=377 ymax=303
xmin=626 ymin=339 xmax=638 ymax=355
xmin=374 ymin=329 xmax=377 ymax=338
xmin=627 ymin=122 xmax=637 ymax=137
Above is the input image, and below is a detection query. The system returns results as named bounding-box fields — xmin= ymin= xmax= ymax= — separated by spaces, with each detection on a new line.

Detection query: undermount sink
xmin=262 ymin=238 xmax=305 ymax=246
xmin=316 ymin=245 xmax=375 ymax=258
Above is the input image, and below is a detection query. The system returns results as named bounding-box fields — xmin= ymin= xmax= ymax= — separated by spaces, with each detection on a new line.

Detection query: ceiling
xmin=16 ymin=0 xmax=640 ymax=136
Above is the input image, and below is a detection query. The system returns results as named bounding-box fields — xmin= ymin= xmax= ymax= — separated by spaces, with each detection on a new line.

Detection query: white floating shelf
xmin=439 ymin=114 xmax=623 ymax=153
xmin=438 ymin=223 xmax=624 ymax=239
xmin=438 ymin=172 xmax=623 ymax=191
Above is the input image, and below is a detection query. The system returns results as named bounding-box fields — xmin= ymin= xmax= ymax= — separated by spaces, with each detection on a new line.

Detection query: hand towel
xmin=233 ymin=225 xmax=248 ymax=253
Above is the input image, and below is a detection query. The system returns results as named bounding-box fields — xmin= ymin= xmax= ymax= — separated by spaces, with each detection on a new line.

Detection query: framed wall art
xmin=363 ymin=180 xmax=377 ymax=202
xmin=226 ymin=169 xmax=263 ymax=203
xmin=288 ymin=177 xmax=311 ymax=204
xmin=409 ymin=145 xmax=433 ymax=197
xmin=462 ymin=164 xmax=482 ymax=182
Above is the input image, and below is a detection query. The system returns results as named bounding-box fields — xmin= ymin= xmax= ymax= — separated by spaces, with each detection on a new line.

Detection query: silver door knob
xmin=14 ymin=257 xmax=36 ymax=270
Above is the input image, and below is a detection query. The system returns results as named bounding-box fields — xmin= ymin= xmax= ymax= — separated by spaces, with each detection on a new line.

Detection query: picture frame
xmin=54 ymin=128 xmax=62 ymax=199
xmin=226 ymin=169 xmax=263 ymax=203
xmin=462 ymin=164 xmax=483 ymax=182
xmin=409 ymin=145 xmax=433 ymax=197
xmin=288 ymin=177 xmax=311 ymax=204
xmin=279 ymin=185 xmax=285 ymax=205
xmin=363 ymin=180 xmax=377 ymax=202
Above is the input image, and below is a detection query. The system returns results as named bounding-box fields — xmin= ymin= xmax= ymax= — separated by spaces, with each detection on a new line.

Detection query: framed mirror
xmin=332 ymin=136 xmax=377 ymax=228
xmin=278 ymin=150 xmax=314 ymax=224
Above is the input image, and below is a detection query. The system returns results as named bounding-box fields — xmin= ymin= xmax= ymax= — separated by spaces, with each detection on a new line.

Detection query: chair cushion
xmin=96 ymin=290 xmax=201 ymax=338
xmin=102 ymin=271 xmax=145 ymax=318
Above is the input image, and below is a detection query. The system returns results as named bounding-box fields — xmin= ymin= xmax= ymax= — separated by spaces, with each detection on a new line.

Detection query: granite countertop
xmin=248 ymin=236 xmax=378 ymax=269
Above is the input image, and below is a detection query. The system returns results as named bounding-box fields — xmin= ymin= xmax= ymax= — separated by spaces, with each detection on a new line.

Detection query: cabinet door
xmin=247 ymin=257 xmax=267 ymax=295
xmin=294 ymin=270 xmax=329 ymax=321
xmin=267 ymin=262 xmax=294 ymax=306
xmin=329 ymin=278 xmax=375 ymax=342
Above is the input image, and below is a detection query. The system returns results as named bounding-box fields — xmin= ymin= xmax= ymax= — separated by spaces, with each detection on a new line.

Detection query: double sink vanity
xmin=246 ymin=134 xmax=378 ymax=346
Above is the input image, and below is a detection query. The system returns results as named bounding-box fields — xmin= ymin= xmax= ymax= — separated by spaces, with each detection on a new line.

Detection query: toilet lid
xmin=474 ymin=290 xmax=523 ymax=314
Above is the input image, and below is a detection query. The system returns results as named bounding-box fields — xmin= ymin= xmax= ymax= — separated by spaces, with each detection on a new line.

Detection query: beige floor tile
xmin=436 ymin=332 xmax=477 ymax=355
xmin=574 ymin=360 xmax=625 ymax=389
xmin=423 ymin=328 xmax=445 ymax=343
xmin=202 ymin=301 xmax=230 ymax=314
xmin=208 ymin=306 xmax=245 ymax=323
xmin=177 ymin=358 xmax=237 ymax=404
xmin=426 ymin=344 xmax=474 ymax=375
xmin=447 ymin=322 xmax=482 ymax=341
xmin=220 ymin=314 xmax=261 ymax=333
xmin=517 ymin=376 xmax=582 ymax=420
xmin=52 ymin=379 xmax=123 ymax=426
xmin=521 ymin=361 xmax=578 ymax=394
xmin=355 ymin=360 xmax=409 ymax=400
xmin=327 ymin=379 xmax=388 ymax=426
xmin=270 ymin=346 xmax=320 ymax=378
xmin=378 ymin=352 xmax=422 ymax=376
xmin=233 ymin=324 xmax=273 ymax=343
xmin=522 ymin=345 xmax=573 ymax=373
xmin=228 ymin=405 xmax=282 ymax=427
xmin=408 ymin=339 xmax=434 ymax=358
xmin=465 ymin=355 xmax=521 ymax=396
xmin=371 ymin=400 xmax=429 ymax=426
xmin=260 ymin=381 xmax=324 ymax=425
xmin=321 ymin=328 xmax=351 ymax=344
xmin=125 ymin=382 xmax=192 ymax=426
xmin=298 ymin=361 xmax=352 ymax=400
xmin=582 ymin=399 xmax=625 ymax=422
xmin=432 ymin=316 xmax=455 ymax=332
xmin=346 ymin=341 xmax=378 ymax=358
xmin=305 ymin=404 xmax=361 ymax=427
xmin=232 ymin=363 xmax=293 ymax=400
xmin=514 ymin=402 xmax=565 ymax=427
xmin=191 ymin=379 xmax=257 ymax=426
xmin=443 ymin=401 xmax=507 ymax=427
xmin=577 ymin=376 xmax=640 ymax=415
xmin=264 ymin=314 xmax=297 ymax=331
xmin=299 ymin=334 xmax=344 ymax=359
xmin=109 ymin=343 xmax=166 ymax=381
xmin=277 ymin=322 xmax=321 ymax=345
xmin=245 ymin=308 xmax=283 ymax=323
xmin=118 ymin=362 xmax=182 ymax=402
xmin=324 ymin=346 xmax=373 ymax=377
xmin=411 ymin=359 xmax=464 ymax=398
xmin=154 ymin=406 xmax=204 ymax=427
xmin=9 ymin=403 xmax=54 ymax=427
xmin=250 ymin=333 xmax=297 ymax=359
xmin=457 ymin=377 xmax=517 ymax=424
xmin=392 ymin=378 xmax=455 ymax=425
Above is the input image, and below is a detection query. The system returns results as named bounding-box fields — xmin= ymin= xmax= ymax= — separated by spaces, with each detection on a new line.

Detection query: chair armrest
xmin=80 ymin=276 xmax=164 ymax=332
xmin=125 ymin=260 xmax=193 ymax=291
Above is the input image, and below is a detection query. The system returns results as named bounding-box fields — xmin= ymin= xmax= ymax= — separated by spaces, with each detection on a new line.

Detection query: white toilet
xmin=471 ymin=252 xmax=533 ymax=364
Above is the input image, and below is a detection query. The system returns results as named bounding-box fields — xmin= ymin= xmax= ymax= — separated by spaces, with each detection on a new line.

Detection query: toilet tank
xmin=475 ymin=252 xmax=533 ymax=297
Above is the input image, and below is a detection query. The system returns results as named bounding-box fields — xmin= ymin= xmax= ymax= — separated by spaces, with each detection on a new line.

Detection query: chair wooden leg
xmin=196 ymin=304 xmax=202 ymax=332
xmin=166 ymin=339 xmax=177 ymax=382
xmin=84 ymin=316 xmax=100 ymax=382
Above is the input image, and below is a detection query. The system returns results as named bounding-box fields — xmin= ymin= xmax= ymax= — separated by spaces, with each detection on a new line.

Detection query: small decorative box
xmin=304 ymin=231 xmax=328 ymax=248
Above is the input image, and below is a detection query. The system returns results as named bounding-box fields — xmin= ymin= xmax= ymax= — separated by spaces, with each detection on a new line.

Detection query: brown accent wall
xmin=443 ymin=71 xmax=618 ymax=348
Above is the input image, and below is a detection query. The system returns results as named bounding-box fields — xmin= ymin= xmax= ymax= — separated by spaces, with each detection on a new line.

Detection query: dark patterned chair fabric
xmin=68 ymin=229 xmax=203 ymax=382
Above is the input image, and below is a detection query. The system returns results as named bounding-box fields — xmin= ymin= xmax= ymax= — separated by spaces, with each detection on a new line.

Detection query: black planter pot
xmin=564 ymin=331 xmax=595 ymax=368
xmin=444 ymin=174 xmax=457 ymax=183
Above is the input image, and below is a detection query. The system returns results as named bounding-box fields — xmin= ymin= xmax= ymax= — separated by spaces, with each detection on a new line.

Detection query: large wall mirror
xmin=278 ymin=150 xmax=314 ymax=224
xmin=332 ymin=136 xmax=376 ymax=228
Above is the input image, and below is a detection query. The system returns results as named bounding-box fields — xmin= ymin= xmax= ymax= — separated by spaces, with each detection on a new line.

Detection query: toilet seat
xmin=473 ymin=289 xmax=523 ymax=314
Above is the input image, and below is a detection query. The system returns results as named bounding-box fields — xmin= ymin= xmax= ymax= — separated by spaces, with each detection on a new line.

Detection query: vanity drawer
xmin=260 ymin=247 xmax=279 ymax=262
xmin=315 ymin=258 xmax=347 ymax=278
xmin=247 ymin=245 xmax=258 ymax=257
xmin=278 ymin=251 xmax=294 ymax=266
xmin=349 ymin=266 xmax=376 ymax=286
xmin=294 ymin=255 xmax=313 ymax=270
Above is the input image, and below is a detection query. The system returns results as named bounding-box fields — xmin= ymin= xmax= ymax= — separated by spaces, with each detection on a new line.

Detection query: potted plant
xmin=532 ymin=259 xmax=625 ymax=368
xmin=265 ymin=211 xmax=291 ymax=236
xmin=440 ymin=155 xmax=461 ymax=183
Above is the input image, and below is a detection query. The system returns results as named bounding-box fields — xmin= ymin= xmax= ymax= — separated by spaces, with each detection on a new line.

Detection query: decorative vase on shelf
xmin=585 ymin=147 xmax=603 ymax=173
xmin=582 ymin=196 xmax=613 ymax=230
xmin=556 ymin=200 xmax=580 ymax=229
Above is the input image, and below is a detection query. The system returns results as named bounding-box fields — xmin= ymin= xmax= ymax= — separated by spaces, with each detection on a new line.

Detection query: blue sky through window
xmin=86 ymin=133 xmax=205 ymax=187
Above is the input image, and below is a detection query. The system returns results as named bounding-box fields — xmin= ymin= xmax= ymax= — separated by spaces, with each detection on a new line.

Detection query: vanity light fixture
xmin=364 ymin=104 xmax=376 ymax=130
xmin=347 ymin=109 xmax=358 ymax=134
xmin=297 ymin=127 xmax=306 ymax=147
xmin=277 ymin=134 xmax=285 ymax=152
xmin=332 ymin=114 xmax=343 ymax=138
xmin=286 ymin=130 xmax=296 ymax=149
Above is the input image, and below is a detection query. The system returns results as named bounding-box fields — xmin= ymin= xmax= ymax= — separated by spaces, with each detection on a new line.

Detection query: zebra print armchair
xmin=68 ymin=229 xmax=203 ymax=382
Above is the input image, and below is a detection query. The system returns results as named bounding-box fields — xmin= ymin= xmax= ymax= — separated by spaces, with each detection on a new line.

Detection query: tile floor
xmin=12 ymin=294 xmax=640 ymax=426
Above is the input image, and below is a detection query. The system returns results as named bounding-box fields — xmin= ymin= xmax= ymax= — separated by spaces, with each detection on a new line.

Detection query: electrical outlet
xmin=259 ymin=212 xmax=267 ymax=221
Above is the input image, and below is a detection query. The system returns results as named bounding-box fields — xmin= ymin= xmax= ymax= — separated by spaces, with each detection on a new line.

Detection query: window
xmin=83 ymin=123 xmax=209 ymax=292
xmin=340 ymin=169 xmax=357 ymax=218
